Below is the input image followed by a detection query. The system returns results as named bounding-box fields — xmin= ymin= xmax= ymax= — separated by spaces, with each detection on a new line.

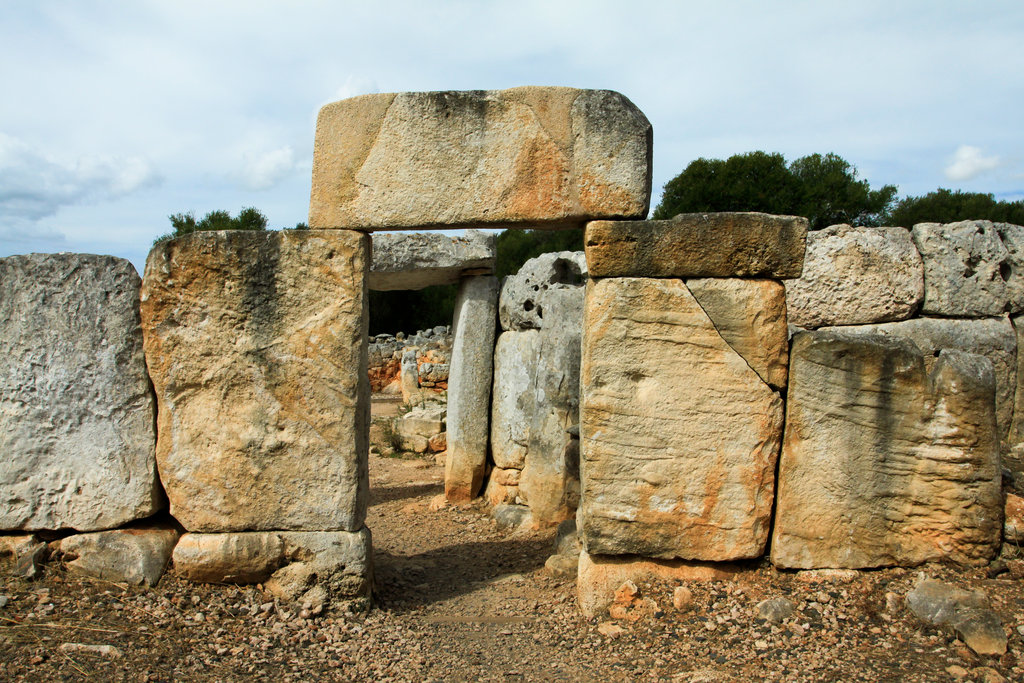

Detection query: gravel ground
xmin=2 ymin=449 xmax=1023 ymax=682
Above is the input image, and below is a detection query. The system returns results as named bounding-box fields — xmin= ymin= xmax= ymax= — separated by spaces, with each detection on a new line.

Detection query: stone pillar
xmin=578 ymin=212 xmax=806 ymax=563
xmin=0 ymin=254 xmax=159 ymax=532
xmin=445 ymin=275 xmax=499 ymax=503
xmin=141 ymin=229 xmax=372 ymax=609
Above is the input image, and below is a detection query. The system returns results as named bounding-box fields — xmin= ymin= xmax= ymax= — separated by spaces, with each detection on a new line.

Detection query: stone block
xmin=822 ymin=316 xmax=1017 ymax=442
xmin=57 ymin=525 xmax=179 ymax=587
xmin=686 ymin=278 xmax=789 ymax=389
xmin=141 ymin=230 xmax=369 ymax=532
xmin=912 ymin=220 xmax=1009 ymax=317
xmin=173 ymin=529 xmax=372 ymax=609
xmin=310 ymin=87 xmax=652 ymax=230
xmin=584 ymin=212 xmax=807 ymax=278
xmin=0 ymin=254 xmax=159 ymax=532
xmin=499 ymin=251 xmax=587 ymax=331
xmin=996 ymin=223 xmax=1024 ymax=313
xmin=784 ymin=224 xmax=924 ymax=328
xmin=580 ymin=277 xmax=784 ymax=560
xmin=445 ymin=275 xmax=499 ymax=502
xmin=369 ymin=230 xmax=495 ymax=291
xmin=577 ymin=551 xmax=742 ymax=617
xmin=772 ymin=330 xmax=1002 ymax=568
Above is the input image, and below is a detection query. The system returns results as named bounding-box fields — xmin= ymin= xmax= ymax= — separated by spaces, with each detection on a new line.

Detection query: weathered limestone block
xmin=141 ymin=230 xmax=369 ymax=532
xmin=519 ymin=287 xmax=585 ymax=525
xmin=490 ymin=330 xmax=539 ymax=470
xmin=585 ymin=212 xmax=807 ymax=278
xmin=823 ymin=316 xmax=1016 ymax=442
xmin=310 ymin=87 xmax=652 ymax=230
xmin=580 ymin=278 xmax=784 ymax=560
xmin=397 ymin=406 xmax=445 ymax=439
xmin=1005 ymin=493 xmax=1024 ymax=545
xmin=56 ymin=525 xmax=179 ymax=587
xmin=686 ymin=278 xmax=789 ymax=389
xmin=445 ymin=276 xmax=499 ymax=502
xmin=499 ymin=251 xmax=587 ymax=331
xmin=399 ymin=350 xmax=421 ymax=404
xmin=784 ymin=224 xmax=924 ymax=328
xmin=369 ymin=230 xmax=495 ymax=291
xmin=0 ymin=254 xmax=159 ymax=532
xmin=173 ymin=529 xmax=372 ymax=609
xmin=577 ymin=551 xmax=741 ymax=617
xmin=772 ymin=330 xmax=1002 ymax=569
xmin=912 ymin=220 xmax=1009 ymax=317
xmin=995 ymin=223 xmax=1024 ymax=313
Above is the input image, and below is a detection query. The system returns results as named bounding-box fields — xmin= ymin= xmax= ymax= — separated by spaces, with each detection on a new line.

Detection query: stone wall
xmin=368 ymin=327 xmax=452 ymax=394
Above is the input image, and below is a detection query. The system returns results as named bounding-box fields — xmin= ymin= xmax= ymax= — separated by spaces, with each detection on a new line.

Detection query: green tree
xmin=495 ymin=228 xmax=583 ymax=278
xmin=154 ymin=207 xmax=269 ymax=244
xmin=652 ymin=151 xmax=897 ymax=230
xmin=887 ymin=189 xmax=1024 ymax=227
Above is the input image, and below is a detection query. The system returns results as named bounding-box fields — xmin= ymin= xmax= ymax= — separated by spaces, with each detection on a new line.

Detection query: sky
xmin=1 ymin=1 xmax=1022 ymax=273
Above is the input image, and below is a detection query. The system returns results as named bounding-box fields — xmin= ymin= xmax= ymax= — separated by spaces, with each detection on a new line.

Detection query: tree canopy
xmin=154 ymin=207 xmax=269 ymax=244
xmin=887 ymin=189 xmax=1024 ymax=227
xmin=652 ymin=151 xmax=898 ymax=230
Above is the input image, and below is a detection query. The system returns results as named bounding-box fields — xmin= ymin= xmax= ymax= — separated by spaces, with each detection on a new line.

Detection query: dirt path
xmin=1 ymin=451 xmax=1023 ymax=681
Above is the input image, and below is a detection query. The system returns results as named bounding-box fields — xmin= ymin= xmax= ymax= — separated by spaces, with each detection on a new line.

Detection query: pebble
xmin=0 ymin=595 xmax=8 ymax=609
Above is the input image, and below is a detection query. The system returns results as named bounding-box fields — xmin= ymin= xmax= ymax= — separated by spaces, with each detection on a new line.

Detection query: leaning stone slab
xmin=519 ymin=287 xmax=585 ymax=525
xmin=577 ymin=551 xmax=741 ymax=617
xmin=499 ymin=251 xmax=587 ymax=331
xmin=445 ymin=275 xmax=499 ymax=502
xmin=310 ymin=87 xmax=652 ymax=230
xmin=173 ymin=529 xmax=372 ymax=610
xmin=584 ymin=212 xmax=807 ymax=278
xmin=686 ymin=278 xmax=789 ymax=389
xmin=141 ymin=230 xmax=370 ymax=532
xmin=822 ymin=316 xmax=1017 ymax=443
xmin=580 ymin=278 xmax=784 ymax=561
xmin=369 ymin=230 xmax=496 ymax=291
xmin=912 ymin=220 xmax=1009 ymax=317
xmin=784 ymin=224 xmax=924 ymax=328
xmin=56 ymin=525 xmax=179 ymax=587
xmin=0 ymin=254 xmax=159 ymax=532
xmin=490 ymin=330 xmax=539 ymax=470
xmin=772 ymin=331 xmax=1002 ymax=569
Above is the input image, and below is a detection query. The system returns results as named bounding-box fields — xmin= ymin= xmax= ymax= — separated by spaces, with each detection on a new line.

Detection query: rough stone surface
xmin=397 ymin=406 xmax=445 ymax=441
xmin=577 ymin=551 xmax=741 ymax=617
xmin=783 ymin=224 xmax=924 ymax=328
xmin=499 ymin=251 xmax=587 ymax=331
xmin=755 ymin=597 xmax=796 ymax=624
xmin=0 ymin=254 xmax=159 ymax=532
xmin=912 ymin=220 xmax=1009 ymax=317
xmin=823 ymin=316 xmax=1017 ymax=442
xmin=952 ymin=608 xmax=1008 ymax=656
xmin=905 ymin=577 xmax=988 ymax=626
xmin=490 ymin=330 xmax=539 ymax=470
xmin=141 ymin=230 xmax=370 ymax=532
xmin=1008 ymin=314 xmax=1024 ymax=472
xmin=772 ymin=331 xmax=1003 ymax=569
xmin=173 ymin=529 xmax=372 ymax=609
xmin=584 ymin=212 xmax=807 ymax=279
xmin=519 ymin=288 xmax=584 ymax=526
xmin=445 ymin=276 xmax=499 ymax=502
xmin=310 ymin=87 xmax=652 ymax=231
xmin=1005 ymin=493 xmax=1024 ymax=545
xmin=57 ymin=525 xmax=179 ymax=587
xmin=995 ymin=223 xmax=1024 ymax=313
xmin=369 ymin=230 xmax=496 ymax=291
xmin=580 ymin=277 xmax=784 ymax=560
xmin=686 ymin=278 xmax=789 ymax=389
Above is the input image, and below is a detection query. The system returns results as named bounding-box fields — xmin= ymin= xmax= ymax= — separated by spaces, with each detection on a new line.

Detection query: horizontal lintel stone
xmin=584 ymin=212 xmax=807 ymax=279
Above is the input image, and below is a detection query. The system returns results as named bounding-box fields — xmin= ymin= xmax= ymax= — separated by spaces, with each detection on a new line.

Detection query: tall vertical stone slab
xmin=772 ymin=330 xmax=1002 ymax=568
xmin=0 ymin=254 xmax=159 ymax=532
xmin=490 ymin=330 xmax=539 ymax=471
xmin=141 ymin=230 xmax=369 ymax=532
xmin=310 ymin=87 xmax=652 ymax=231
xmin=445 ymin=275 xmax=499 ymax=502
xmin=579 ymin=277 xmax=784 ymax=560
xmin=519 ymin=286 xmax=585 ymax=524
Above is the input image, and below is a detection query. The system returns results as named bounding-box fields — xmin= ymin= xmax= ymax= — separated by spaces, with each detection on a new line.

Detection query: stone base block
xmin=55 ymin=524 xmax=180 ymax=587
xmin=577 ymin=551 xmax=742 ymax=617
xmin=172 ymin=528 xmax=373 ymax=610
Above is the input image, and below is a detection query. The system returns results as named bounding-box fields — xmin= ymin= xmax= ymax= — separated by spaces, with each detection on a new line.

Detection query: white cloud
xmin=945 ymin=145 xmax=1001 ymax=182
xmin=239 ymin=146 xmax=299 ymax=191
xmin=0 ymin=133 xmax=160 ymax=222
